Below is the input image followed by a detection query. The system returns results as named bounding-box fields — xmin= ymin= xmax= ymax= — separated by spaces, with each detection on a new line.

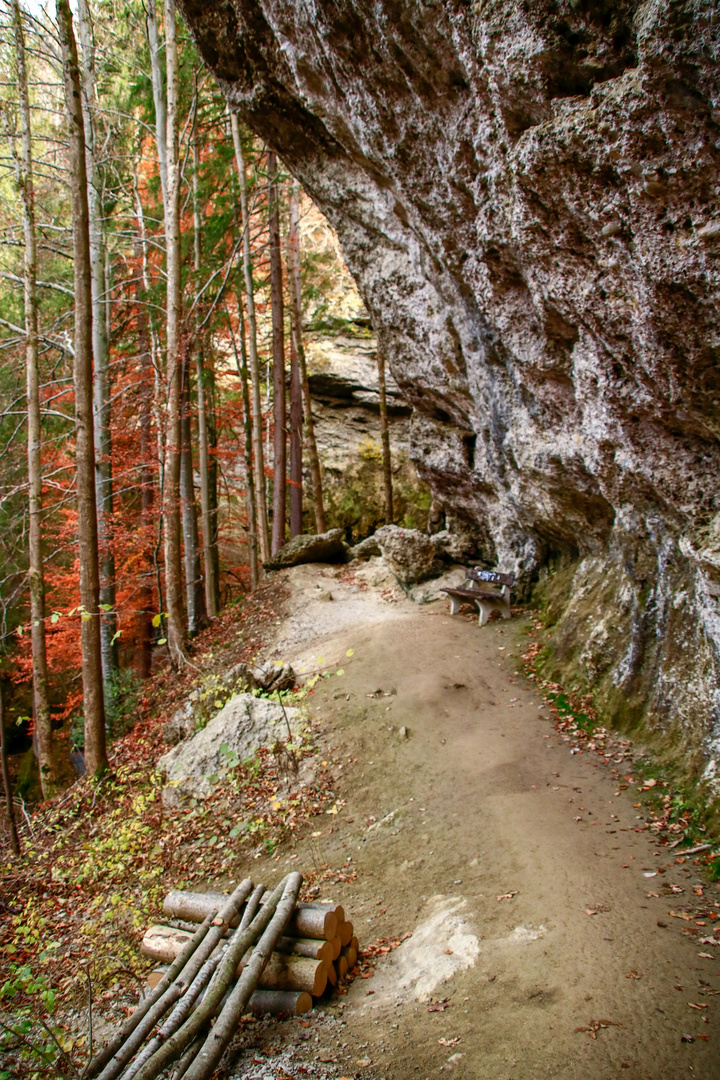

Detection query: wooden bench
xmin=442 ymin=568 xmax=516 ymax=626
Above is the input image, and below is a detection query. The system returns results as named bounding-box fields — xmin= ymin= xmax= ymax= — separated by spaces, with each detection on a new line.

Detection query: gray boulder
xmin=263 ymin=528 xmax=347 ymax=570
xmin=158 ymin=692 xmax=298 ymax=806
xmin=374 ymin=524 xmax=442 ymax=585
xmin=348 ymin=534 xmax=382 ymax=561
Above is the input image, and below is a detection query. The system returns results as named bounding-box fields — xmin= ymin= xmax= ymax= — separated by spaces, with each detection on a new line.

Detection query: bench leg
xmin=476 ymin=601 xmax=491 ymax=627
xmin=448 ymin=596 xmax=462 ymax=616
xmin=500 ymin=601 xmax=512 ymax=620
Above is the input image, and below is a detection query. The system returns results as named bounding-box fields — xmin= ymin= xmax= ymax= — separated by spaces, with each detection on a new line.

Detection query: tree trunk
xmin=191 ymin=112 xmax=219 ymax=618
xmin=134 ymin=163 xmax=166 ymax=633
xmin=159 ymin=0 xmax=186 ymax=665
xmin=56 ymin=0 xmax=107 ymax=776
xmin=286 ymin=183 xmax=303 ymax=538
xmin=229 ymin=112 xmax=270 ymax=565
xmin=135 ymin=247 xmax=154 ymax=680
xmin=229 ymin=306 xmax=259 ymax=590
xmin=180 ymin=350 xmax=206 ymax=636
xmin=377 ymin=349 xmax=394 ymax=524
xmin=205 ymin=361 xmax=220 ymax=606
xmin=12 ymin=0 xmax=58 ymax=799
xmin=267 ymin=150 xmax=286 ymax=555
xmin=77 ymin=0 xmax=117 ymax=689
xmin=145 ymin=0 xmax=167 ymax=206
xmin=287 ymin=185 xmax=326 ymax=534
xmin=0 ymin=684 xmax=20 ymax=856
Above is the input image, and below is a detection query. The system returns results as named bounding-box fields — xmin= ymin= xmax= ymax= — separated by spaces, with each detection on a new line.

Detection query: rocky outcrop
xmin=180 ymin=0 xmax=720 ymax=781
xmin=374 ymin=525 xmax=443 ymax=586
xmin=305 ymin=329 xmax=429 ymax=537
xmin=263 ymin=528 xmax=347 ymax=569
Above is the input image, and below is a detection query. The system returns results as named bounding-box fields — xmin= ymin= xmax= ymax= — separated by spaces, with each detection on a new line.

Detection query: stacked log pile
xmin=83 ymin=874 xmax=359 ymax=1080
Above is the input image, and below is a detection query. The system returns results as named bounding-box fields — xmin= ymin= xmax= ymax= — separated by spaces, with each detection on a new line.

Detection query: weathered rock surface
xmin=348 ymin=535 xmax=382 ymax=562
xmin=158 ymin=693 xmax=298 ymax=805
xmin=180 ymin=0 xmax=720 ymax=779
xmin=263 ymin=528 xmax=347 ymax=570
xmin=374 ymin=525 xmax=442 ymax=586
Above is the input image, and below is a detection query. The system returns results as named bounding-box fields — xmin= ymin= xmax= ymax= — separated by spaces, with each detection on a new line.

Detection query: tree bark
xmin=229 ymin=307 xmax=259 ymax=590
xmin=56 ymin=0 xmax=107 ymax=776
xmin=377 ymin=349 xmax=394 ymax=524
xmin=145 ymin=0 xmax=167 ymax=206
xmin=159 ymin=0 xmax=186 ymax=665
xmin=0 ymin=684 xmax=20 ymax=856
xmin=267 ymin=150 xmax=286 ymax=555
xmin=135 ymin=250 xmax=154 ymax=680
xmin=230 ymin=112 xmax=270 ymax=565
xmin=180 ymin=350 xmax=206 ymax=635
xmin=12 ymin=0 xmax=58 ymax=798
xmin=286 ymin=182 xmax=303 ymax=538
xmin=191 ymin=111 xmax=219 ymax=618
xmin=247 ymin=990 xmax=312 ymax=1016
xmin=77 ymin=0 xmax=117 ymax=688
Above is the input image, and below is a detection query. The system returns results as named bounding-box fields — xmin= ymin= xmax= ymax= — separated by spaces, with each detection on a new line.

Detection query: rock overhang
xmin=178 ymin=0 xmax=720 ymax=779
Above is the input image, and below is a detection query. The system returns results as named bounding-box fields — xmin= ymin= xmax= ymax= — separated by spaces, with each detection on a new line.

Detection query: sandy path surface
xmin=228 ymin=566 xmax=718 ymax=1080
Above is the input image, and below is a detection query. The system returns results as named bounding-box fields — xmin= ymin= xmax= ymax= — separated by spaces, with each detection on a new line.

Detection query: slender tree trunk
xmin=205 ymin=361 xmax=220 ymax=605
xmin=57 ymin=0 xmax=107 ymax=776
xmin=192 ymin=112 xmax=218 ymax=618
xmin=229 ymin=112 xmax=270 ymax=565
xmin=77 ymin=0 xmax=117 ymax=688
xmin=287 ymin=185 xmax=326 ymax=534
xmin=377 ymin=349 xmax=394 ymax=524
xmin=145 ymin=0 xmax=167 ymax=206
xmin=286 ymin=183 xmax=303 ymax=538
xmin=135 ymin=249 xmax=154 ymax=680
xmin=134 ymin=164 xmax=166 ymax=632
xmin=159 ymin=0 xmax=186 ymax=665
xmin=267 ymin=150 xmax=286 ymax=555
xmin=229 ymin=306 xmax=259 ymax=589
xmin=0 ymin=684 xmax=20 ymax=856
xmin=180 ymin=350 xmax=206 ymax=635
xmin=11 ymin=0 xmax=58 ymax=799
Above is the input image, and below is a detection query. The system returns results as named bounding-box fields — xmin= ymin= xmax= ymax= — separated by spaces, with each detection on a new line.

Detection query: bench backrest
xmin=465 ymin=567 xmax=516 ymax=588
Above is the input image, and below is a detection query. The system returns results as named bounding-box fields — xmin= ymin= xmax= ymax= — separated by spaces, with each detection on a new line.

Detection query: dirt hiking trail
xmin=225 ymin=565 xmax=718 ymax=1080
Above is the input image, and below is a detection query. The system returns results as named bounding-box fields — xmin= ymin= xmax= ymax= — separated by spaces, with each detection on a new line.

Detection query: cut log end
xmin=288 ymin=905 xmax=337 ymax=941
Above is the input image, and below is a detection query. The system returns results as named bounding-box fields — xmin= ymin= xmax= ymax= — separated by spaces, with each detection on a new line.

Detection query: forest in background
xmin=0 ymin=0 xmax=410 ymax=804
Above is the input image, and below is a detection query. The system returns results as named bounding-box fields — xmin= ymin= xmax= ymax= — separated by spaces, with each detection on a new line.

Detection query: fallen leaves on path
xmin=427 ymin=999 xmax=451 ymax=1012
xmin=438 ymin=1037 xmax=461 ymax=1046
xmin=575 ymin=1019 xmax=621 ymax=1039
xmin=497 ymin=890 xmax=518 ymax=901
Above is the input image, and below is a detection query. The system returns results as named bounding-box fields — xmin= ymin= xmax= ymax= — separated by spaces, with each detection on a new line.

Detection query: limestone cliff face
xmin=180 ymin=0 xmax=720 ymax=780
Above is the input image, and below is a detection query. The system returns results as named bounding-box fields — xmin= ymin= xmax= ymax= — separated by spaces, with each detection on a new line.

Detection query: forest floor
xmin=3 ymin=562 xmax=720 ymax=1079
